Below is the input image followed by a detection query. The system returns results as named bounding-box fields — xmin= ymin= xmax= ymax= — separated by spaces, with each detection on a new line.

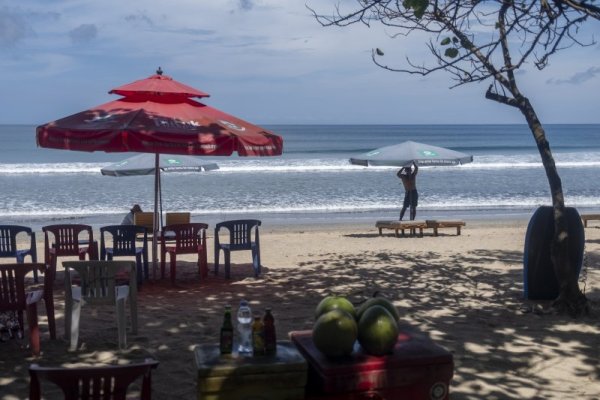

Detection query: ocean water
xmin=1 ymin=124 xmax=599 ymax=229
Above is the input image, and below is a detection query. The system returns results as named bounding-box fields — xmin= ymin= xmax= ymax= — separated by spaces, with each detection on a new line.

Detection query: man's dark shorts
xmin=403 ymin=189 xmax=419 ymax=208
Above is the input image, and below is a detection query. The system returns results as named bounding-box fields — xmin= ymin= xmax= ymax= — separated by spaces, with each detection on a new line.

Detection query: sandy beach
xmin=1 ymin=219 xmax=599 ymax=399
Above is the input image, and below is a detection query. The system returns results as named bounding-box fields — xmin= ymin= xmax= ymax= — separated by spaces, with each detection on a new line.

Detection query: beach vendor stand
xmin=194 ymin=341 xmax=307 ymax=400
xmin=290 ymin=328 xmax=453 ymax=399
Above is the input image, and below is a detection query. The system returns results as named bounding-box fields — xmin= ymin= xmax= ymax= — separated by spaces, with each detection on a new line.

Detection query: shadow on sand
xmin=1 ymin=246 xmax=599 ymax=399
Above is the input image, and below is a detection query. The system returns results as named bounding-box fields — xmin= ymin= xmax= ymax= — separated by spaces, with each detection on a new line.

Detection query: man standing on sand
xmin=397 ymin=162 xmax=418 ymax=220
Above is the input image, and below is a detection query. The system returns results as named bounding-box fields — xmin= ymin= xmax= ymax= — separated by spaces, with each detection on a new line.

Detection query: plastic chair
xmin=160 ymin=223 xmax=208 ymax=285
xmin=100 ymin=225 xmax=149 ymax=285
xmin=0 ymin=225 xmax=39 ymax=282
xmin=0 ymin=263 xmax=54 ymax=355
xmin=63 ymin=260 xmax=138 ymax=351
xmin=214 ymin=219 xmax=261 ymax=279
xmin=42 ymin=224 xmax=99 ymax=282
xmin=29 ymin=359 xmax=159 ymax=400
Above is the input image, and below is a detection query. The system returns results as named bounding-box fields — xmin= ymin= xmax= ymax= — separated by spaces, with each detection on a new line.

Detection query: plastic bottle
xmin=219 ymin=305 xmax=233 ymax=355
xmin=263 ymin=308 xmax=277 ymax=355
xmin=252 ymin=316 xmax=265 ymax=356
xmin=237 ymin=300 xmax=253 ymax=354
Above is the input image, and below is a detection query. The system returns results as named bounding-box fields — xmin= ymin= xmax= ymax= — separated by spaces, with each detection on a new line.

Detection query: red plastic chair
xmin=42 ymin=224 xmax=99 ymax=281
xmin=29 ymin=359 xmax=159 ymax=400
xmin=0 ymin=263 xmax=54 ymax=355
xmin=160 ymin=223 xmax=208 ymax=285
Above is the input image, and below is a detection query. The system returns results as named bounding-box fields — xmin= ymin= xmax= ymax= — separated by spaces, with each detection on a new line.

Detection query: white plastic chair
xmin=63 ymin=260 xmax=138 ymax=351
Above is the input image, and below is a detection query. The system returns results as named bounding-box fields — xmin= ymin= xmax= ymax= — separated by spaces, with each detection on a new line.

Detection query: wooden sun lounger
xmin=426 ymin=220 xmax=466 ymax=236
xmin=376 ymin=220 xmax=428 ymax=237
xmin=581 ymin=214 xmax=600 ymax=228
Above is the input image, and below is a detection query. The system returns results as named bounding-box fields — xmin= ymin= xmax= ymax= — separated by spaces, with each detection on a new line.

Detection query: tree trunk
xmin=518 ymin=96 xmax=588 ymax=315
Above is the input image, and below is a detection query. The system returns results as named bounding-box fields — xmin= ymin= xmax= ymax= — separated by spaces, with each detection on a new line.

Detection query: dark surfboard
xmin=523 ymin=206 xmax=585 ymax=300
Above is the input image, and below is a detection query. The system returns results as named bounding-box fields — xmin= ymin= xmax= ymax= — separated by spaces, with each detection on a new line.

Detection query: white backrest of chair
xmin=63 ymin=260 xmax=137 ymax=306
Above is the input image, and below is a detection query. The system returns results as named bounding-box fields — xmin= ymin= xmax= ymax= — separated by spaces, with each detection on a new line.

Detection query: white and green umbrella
xmin=101 ymin=153 xmax=219 ymax=222
xmin=350 ymin=140 xmax=473 ymax=167
xmin=101 ymin=153 xmax=218 ymax=176
xmin=101 ymin=154 xmax=218 ymax=273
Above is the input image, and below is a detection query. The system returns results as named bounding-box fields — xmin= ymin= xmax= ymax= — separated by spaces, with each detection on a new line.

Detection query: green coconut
xmin=357 ymin=305 xmax=399 ymax=356
xmin=312 ymin=309 xmax=357 ymax=358
xmin=356 ymin=297 xmax=400 ymax=322
xmin=315 ymin=296 xmax=357 ymax=320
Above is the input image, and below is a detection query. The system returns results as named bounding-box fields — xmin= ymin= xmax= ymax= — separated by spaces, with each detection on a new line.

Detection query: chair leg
xmin=170 ymin=252 xmax=177 ymax=286
xmin=143 ymin=248 xmax=149 ymax=280
xmin=161 ymin=253 xmax=166 ymax=279
xmin=198 ymin=248 xmax=208 ymax=279
xmin=69 ymin=299 xmax=81 ymax=351
xmin=44 ymin=293 xmax=56 ymax=340
xmin=214 ymin=248 xmax=220 ymax=276
xmin=224 ymin=250 xmax=231 ymax=279
xmin=50 ymin=255 xmax=58 ymax=282
xmin=136 ymin=254 xmax=143 ymax=287
xmin=26 ymin=302 xmax=40 ymax=356
xmin=116 ymin=298 xmax=127 ymax=350
xmin=252 ymin=248 xmax=260 ymax=277
xmin=203 ymin=245 xmax=208 ymax=277
xmin=130 ymin=295 xmax=138 ymax=336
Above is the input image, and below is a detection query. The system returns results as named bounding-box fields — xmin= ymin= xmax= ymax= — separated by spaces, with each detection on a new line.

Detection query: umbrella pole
xmin=152 ymin=153 xmax=159 ymax=280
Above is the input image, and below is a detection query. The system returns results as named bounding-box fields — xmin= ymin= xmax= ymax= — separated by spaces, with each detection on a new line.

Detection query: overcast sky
xmin=1 ymin=1 xmax=599 ymax=125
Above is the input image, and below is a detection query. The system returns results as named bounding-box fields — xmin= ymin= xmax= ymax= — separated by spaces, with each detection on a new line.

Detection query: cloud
xmin=547 ymin=66 xmax=600 ymax=85
xmin=0 ymin=8 xmax=30 ymax=47
xmin=124 ymin=12 xmax=154 ymax=27
xmin=68 ymin=24 xmax=97 ymax=44
xmin=166 ymin=27 xmax=214 ymax=36
xmin=238 ymin=0 xmax=254 ymax=11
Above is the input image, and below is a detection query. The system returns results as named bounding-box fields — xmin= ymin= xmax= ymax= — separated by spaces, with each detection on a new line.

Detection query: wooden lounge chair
xmin=581 ymin=213 xmax=600 ymax=228
xmin=165 ymin=212 xmax=191 ymax=226
xmin=134 ymin=212 xmax=155 ymax=234
xmin=425 ymin=220 xmax=466 ymax=236
xmin=375 ymin=220 xmax=428 ymax=237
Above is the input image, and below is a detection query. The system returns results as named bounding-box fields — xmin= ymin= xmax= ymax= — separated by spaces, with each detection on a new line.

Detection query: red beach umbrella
xmin=109 ymin=69 xmax=211 ymax=99
xmin=36 ymin=68 xmax=283 ymax=277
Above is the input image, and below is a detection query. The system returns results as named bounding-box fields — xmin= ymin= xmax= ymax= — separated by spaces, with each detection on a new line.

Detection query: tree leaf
xmin=413 ymin=0 xmax=429 ymax=19
xmin=403 ymin=0 xmax=428 ymax=19
xmin=444 ymin=48 xmax=459 ymax=58
xmin=441 ymin=37 xmax=451 ymax=46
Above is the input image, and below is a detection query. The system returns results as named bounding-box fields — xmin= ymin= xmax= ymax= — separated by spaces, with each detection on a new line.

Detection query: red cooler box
xmin=290 ymin=329 xmax=453 ymax=400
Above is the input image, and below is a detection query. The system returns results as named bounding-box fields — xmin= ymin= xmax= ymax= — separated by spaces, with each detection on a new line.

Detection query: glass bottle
xmin=252 ymin=316 xmax=265 ymax=356
xmin=219 ymin=305 xmax=233 ymax=354
xmin=237 ymin=300 xmax=253 ymax=354
xmin=263 ymin=308 xmax=277 ymax=355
